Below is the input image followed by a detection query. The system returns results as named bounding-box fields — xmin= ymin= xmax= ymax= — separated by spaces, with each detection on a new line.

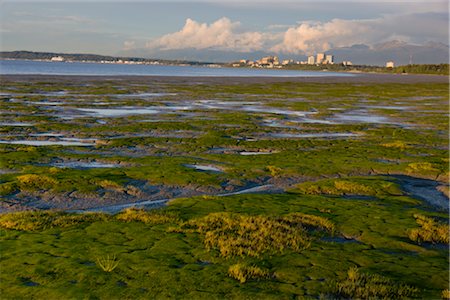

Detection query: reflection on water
xmin=271 ymin=132 xmax=360 ymax=138
xmin=0 ymin=122 xmax=34 ymax=126
xmin=52 ymin=161 xmax=118 ymax=169
xmin=0 ymin=140 xmax=94 ymax=146
xmin=184 ymin=164 xmax=223 ymax=172
xmin=0 ymin=137 xmax=96 ymax=146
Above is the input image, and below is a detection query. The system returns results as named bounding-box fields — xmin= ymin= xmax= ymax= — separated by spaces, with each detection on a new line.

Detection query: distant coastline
xmin=0 ymin=50 xmax=223 ymax=68
xmin=1 ymin=51 xmax=448 ymax=75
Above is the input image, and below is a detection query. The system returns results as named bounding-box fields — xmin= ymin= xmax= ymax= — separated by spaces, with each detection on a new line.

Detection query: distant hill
xmin=0 ymin=51 xmax=220 ymax=66
xmin=328 ymin=41 xmax=449 ymax=65
xmin=120 ymin=40 xmax=449 ymax=66
xmin=2 ymin=40 xmax=449 ymax=67
xmin=0 ymin=51 xmax=119 ymax=62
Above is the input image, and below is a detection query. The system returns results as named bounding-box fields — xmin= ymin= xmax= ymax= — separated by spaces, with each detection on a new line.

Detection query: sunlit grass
xmin=408 ymin=214 xmax=449 ymax=244
xmin=331 ymin=267 xmax=419 ymax=299
xmin=96 ymin=254 xmax=120 ymax=272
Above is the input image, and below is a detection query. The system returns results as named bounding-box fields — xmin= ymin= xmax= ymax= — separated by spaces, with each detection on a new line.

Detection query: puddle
xmin=21 ymin=278 xmax=39 ymax=287
xmin=420 ymin=242 xmax=449 ymax=251
xmin=29 ymin=101 xmax=65 ymax=106
xmin=220 ymin=184 xmax=277 ymax=196
xmin=242 ymin=106 xmax=315 ymax=117
xmin=332 ymin=113 xmax=390 ymax=124
xmin=0 ymin=138 xmax=96 ymax=146
xmin=51 ymin=161 xmax=119 ymax=169
xmin=0 ymin=122 xmax=34 ymax=126
xmin=365 ymin=105 xmax=411 ymax=110
xmin=184 ymin=164 xmax=223 ymax=173
xmin=406 ymin=96 xmax=442 ymax=101
xmin=240 ymin=151 xmax=273 ymax=155
xmin=271 ymin=132 xmax=360 ymax=139
xmin=295 ymin=118 xmax=336 ymax=124
xmin=262 ymin=120 xmax=298 ymax=129
xmin=77 ymin=107 xmax=159 ymax=117
xmin=60 ymin=100 xmax=318 ymax=119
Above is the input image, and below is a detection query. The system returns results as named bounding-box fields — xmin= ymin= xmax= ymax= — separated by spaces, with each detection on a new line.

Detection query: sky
xmin=1 ymin=1 xmax=448 ymax=57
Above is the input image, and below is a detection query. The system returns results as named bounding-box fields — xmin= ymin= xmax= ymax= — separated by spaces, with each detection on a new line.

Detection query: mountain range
xmin=120 ymin=40 xmax=449 ymax=66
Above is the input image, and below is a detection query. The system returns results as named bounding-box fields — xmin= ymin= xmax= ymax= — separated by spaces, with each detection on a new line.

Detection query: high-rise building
xmin=325 ymin=55 xmax=334 ymax=64
xmin=307 ymin=56 xmax=315 ymax=65
xmin=316 ymin=53 xmax=325 ymax=64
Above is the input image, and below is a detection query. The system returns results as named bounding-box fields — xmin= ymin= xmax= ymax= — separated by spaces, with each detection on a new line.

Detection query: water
xmin=0 ymin=137 xmax=96 ymax=146
xmin=0 ymin=122 xmax=34 ymax=126
xmin=70 ymin=101 xmax=315 ymax=119
xmin=0 ymin=59 xmax=355 ymax=77
xmin=78 ymin=107 xmax=159 ymax=117
xmin=72 ymin=184 xmax=276 ymax=213
xmin=51 ymin=161 xmax=118 ymax=169
xmin=184 ymin=164 xmax=223 ymax=172
xmin=240 ymin=151 xmax=273 ymax=155
xmin=0 ymin=140 xmax=94 ymax=146
xmin=271 ymin=132 xmax=360 ymax=139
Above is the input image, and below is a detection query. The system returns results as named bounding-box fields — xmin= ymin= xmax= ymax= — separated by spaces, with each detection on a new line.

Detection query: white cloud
xmin=123 ymin=40 xmax=136 ymax=50
xmin=144 ymin=14 xmax=448 ymax=55
xmin=273 ymin=13 xmax=448 ymax=54
xmin=146 ymin=17 xmax=266 ymax=52
xmin=272 ymin=18 xmax=385 ymax=54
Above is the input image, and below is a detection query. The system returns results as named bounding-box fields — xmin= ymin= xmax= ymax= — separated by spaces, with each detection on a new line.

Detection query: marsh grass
xmin=172 ymin=212 xmax=334 ymax=258
xmin=282 ymin=212 xmax=335 ymax=235
xmin=381 ymin=140 xmax=411 ymax=150
xmin=0 ymin=182 xmax=17 ymax=196
xmin=408 ymin=214 xmax=449 ymax=244
xmin=228 ymin=263 xmax=269 ymax=283
xmin=116 ymin=208 xmax=179 ymax=225
xmin=16 ymin=174 xmax=57 ymax=190
xmin=0 ymin=211 xmax=109 ymax=231
xmin=331 ymin=267 xmax=419 ymax=299
xmin=293 ymin=177 xmax=403 ymax=197
xmin=96 ymin=254 xmax=120 ymax=272
xmin=98 ymin=179 xmax=125 ymax=192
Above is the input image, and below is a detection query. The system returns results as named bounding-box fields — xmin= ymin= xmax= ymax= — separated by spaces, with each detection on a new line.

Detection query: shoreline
xmin=1 ymin=72 xmax=449 ymax=84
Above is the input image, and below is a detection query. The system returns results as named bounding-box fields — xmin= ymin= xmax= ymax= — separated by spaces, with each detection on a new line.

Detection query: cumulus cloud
xmin=272 ymin=18 xmax=384 ymax=54
xmin=144 ymin=14 xmax=448 ymax=55
xmin=273 ymin=12 xmax=448 ymax=54
xmin=146 ymin=17 xmax=266 ymax=52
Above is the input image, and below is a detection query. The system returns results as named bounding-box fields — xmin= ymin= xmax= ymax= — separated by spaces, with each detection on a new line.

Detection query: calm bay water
xmin=0 ymin=59 xmax=355 ymax=77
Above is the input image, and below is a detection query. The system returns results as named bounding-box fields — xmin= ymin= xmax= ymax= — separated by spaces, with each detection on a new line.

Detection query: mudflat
xmin=0 ymin=73 xmax=448 ymax=299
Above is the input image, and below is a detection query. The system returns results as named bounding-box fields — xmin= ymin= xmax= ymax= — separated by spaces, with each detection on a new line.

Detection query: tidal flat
xmin=0 ymin=74 xmax=448 ymax=299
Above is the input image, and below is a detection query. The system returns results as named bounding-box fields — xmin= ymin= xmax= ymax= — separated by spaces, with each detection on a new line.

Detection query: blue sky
xmin=1 ymin=1 xmax=448 ymax=56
